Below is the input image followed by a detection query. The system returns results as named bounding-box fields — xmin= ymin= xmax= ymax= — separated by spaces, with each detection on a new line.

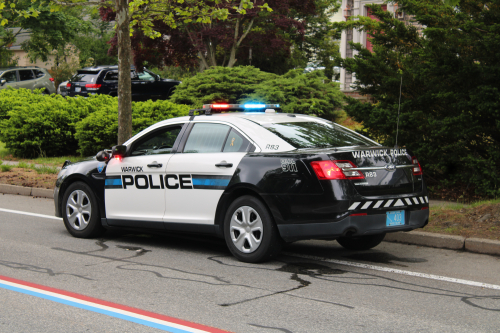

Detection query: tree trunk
xmin=115 ymin=0 xmax=132 ymax=145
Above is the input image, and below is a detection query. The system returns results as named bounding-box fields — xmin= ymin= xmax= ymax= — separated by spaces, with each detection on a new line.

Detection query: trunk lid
xmin=302 ymin=146 xmax=421 ymax=195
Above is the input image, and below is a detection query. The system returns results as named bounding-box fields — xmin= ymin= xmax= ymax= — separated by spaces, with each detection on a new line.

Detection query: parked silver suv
xmin=0 ymin=66 xmax=56 ymax=94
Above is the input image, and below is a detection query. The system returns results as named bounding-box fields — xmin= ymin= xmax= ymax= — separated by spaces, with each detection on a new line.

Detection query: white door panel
xmin=105 ymin=156 xmax=170 ymax=222
xmin=164 ymin=152 xmax=246 ymax=224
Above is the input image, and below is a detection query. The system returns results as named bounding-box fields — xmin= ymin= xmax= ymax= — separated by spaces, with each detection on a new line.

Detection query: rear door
xmin=105 ymin=123 xmax=185 ymax=227
xmin=164 ymin=122 xmax=252 ymax=225
xmin=18 ymin=70 xmax=36 ymax=90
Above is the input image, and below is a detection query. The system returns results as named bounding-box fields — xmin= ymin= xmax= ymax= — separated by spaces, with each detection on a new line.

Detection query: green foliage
xmin=0 ymin=88 xmax=47 ymax=121
xmin=170 ymin=66 xmax=276 ymax=108
xmin=75 ymin=100 xmax=190 ymax=156
xmin=149 ymin=66 xmax=198 ymax=82
xmin=0 ymin=93 xmax=82 ymax=158
xmin=334 ymin=0 xmax=500 ymax=197
xmin=0 ymin=90 xmax=119 ymax=158
xmin=242 ymin=69 xmax=344 ymax=121
xmin=1 ymin=163 xmax=13 ymax=172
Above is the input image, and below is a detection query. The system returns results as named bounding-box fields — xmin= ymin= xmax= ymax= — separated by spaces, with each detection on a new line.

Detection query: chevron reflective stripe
xmin=393 ymin=199 xmax=405 ymax=207
xmin=348 ymin=202 xmax=361 ymax=210
xmin=349 ymin=197 xmax=428 ymax=211
xmin=361 ymin=201 xmax=373 ymax=209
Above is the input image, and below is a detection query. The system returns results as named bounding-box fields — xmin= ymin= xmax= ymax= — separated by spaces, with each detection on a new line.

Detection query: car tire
xmin=336 ymin=233 xmax=386 ymax=251
xmin=224 ymin=195 xmax=283 ymax=263
xmin=62 ymin=181 xmax=105 ymax=238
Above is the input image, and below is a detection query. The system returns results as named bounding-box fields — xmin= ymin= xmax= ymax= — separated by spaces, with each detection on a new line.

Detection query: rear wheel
xmin=224 ymin=195 xmax=282 ymax=263
xmin=62 ymin=182 xmax=105 ymax=238
xmin=337 ymin=233 xmax=386 ymax=251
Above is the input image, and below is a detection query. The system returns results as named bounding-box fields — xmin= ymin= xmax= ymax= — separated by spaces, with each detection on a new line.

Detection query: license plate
xmin=386 ymin=210 xmax=405 ymax=226
xmin=75 ymin=87 xmax=81 ymax=92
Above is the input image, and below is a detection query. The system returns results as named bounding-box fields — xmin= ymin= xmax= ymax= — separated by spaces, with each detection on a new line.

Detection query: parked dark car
xmin=66 ymin=66 xmax=180 ymax=101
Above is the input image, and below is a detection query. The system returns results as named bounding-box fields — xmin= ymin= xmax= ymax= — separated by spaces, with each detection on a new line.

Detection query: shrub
xmin=75 ymin=99 xmax=190 ymax=156
xmin=0 ymin=90 xmax=119 ymax=158
xmin=0 ymin=94 xmax=82 ymax=157
xmin=241 ymin=69 xmax=345 ymax=121
xmin=170 ymin=66 xmax=276 ymax=108
xmin=0 ymin=88 xmax=47 ymax=121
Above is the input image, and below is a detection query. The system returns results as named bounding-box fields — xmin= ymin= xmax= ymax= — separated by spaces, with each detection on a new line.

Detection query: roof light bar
xmin=244 ymin=104 xmax=266 ymax=109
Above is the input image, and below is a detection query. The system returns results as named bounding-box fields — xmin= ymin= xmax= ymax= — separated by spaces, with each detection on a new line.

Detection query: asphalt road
xmin=1 ymin=193 xmax=499 ymax=333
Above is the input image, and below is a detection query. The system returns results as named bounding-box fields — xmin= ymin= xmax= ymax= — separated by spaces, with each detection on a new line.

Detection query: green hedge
xmin=75 ymin=99 xmax=190 ymax=156
xmin=241 ymin=69 xmax=345 ymax=121
xmin=170 ymin=66 xmax=276 ymax=108
xmin=0 ymin=89 xmax=189 ymax=157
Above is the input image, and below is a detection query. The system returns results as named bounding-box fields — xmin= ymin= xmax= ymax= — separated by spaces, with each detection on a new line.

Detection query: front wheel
xmin=337 ymin=233 xmax=386 ymax=251
xmin=62 ymin=181 xmax=105 ymax=238
xmin=224 ymin=196 xmax=283 ymax=263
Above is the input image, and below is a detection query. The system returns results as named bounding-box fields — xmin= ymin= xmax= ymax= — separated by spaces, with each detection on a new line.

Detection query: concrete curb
xmin=0 ymin=184 xmax=53 ymax=199
xmin=384 ymin=231 xmax=500 ymax=256
xmin=384 ymin=231 xmax=465 ymax=250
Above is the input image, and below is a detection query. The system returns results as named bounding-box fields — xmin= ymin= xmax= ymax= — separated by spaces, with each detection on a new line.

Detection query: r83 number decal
xmin=365 ymin=172 xmax=377 ymax=178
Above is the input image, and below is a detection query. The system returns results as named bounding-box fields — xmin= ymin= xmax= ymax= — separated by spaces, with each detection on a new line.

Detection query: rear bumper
xmin=277 ymin=208 xmax=429 ymax=242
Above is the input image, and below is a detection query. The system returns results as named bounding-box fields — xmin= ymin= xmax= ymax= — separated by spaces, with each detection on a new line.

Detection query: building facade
xmin=339 ymin=0 xmax=402 ymax=95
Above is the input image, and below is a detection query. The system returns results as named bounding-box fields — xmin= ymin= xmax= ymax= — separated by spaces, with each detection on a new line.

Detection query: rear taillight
xmin=412 ymin=156 xmax=423 ymax=176
xmin=49 ymin=78 xmax=55 ymax=82
xmin=66 ymin=82 xmax=71 ymax=88
xmin=310 ymin=160 xmax=365 ymax=180
xmin=85 ymin=83 xmax=102 ymax=91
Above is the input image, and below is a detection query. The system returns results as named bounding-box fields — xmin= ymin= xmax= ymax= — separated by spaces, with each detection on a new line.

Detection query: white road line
xmin=0 ymin=208 xmax=61 ymax=220
xmin=285 ymin=253 xmax=500 ymax=291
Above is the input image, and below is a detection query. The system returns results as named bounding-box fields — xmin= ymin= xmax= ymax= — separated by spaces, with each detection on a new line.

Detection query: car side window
xmin=223 ymin=128 xmax=252 ymax=152
xmin=34 ymin=70 xmax=45 ymax=78
xmin=137 ymin=71 xmax=155 ymax=81
xmin=183 ymin=123 xmax=230 ymax=153
xmin=103 ymin=71 xmax=118 ymax=81
xmin=130 ymin=125 xmax=183 ymax=156
xmin=2 ymin=71 xmax=18 ymax=83
xmin=19 ymin=70 xmax=35 ymax=81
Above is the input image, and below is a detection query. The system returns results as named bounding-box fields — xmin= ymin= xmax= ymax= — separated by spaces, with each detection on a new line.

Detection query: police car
xmin=54 ymin=104 xmax=429 ymax=263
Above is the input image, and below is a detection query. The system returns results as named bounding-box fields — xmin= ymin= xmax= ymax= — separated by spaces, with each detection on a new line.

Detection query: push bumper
xmin=277 ymin=208 xmax=429 ymax=242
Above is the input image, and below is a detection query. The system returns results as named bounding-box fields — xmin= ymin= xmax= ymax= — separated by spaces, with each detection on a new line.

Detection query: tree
xmin=106 ymin=0 xmax=339 ymax=75
xmin=333 ymin=0 xmax=500 ymax=197
xmin=2 ymin=0 xmax=254 ymax=145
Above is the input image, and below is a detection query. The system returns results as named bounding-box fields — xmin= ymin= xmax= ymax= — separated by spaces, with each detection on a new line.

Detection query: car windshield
xmin=71 ymin=71 xmax=99 ymax=83
xmin=262 ymin=121 xmax=375 ymax=149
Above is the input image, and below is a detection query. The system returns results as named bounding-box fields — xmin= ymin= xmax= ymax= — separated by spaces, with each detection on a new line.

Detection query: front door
xmin=105 ymin=124 xmax=185 ymax=228
xmin=0 ymin=70 xmax=20 ymax=89
xmin=164 ymin=122 xmax=252 ymax=225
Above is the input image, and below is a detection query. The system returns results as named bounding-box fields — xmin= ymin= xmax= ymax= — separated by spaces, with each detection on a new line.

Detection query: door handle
xmin=147 ymin=163 xmax=163 ymax=168
xmin=215 ymin=162 xmax=233 ymax=168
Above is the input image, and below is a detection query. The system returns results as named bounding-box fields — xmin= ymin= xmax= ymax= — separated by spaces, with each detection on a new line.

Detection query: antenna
xmin=395 ymin=75 xmax=402 ymax=149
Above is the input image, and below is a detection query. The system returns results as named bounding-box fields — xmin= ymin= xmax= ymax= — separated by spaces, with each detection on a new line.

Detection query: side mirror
xmin=112 ymin=145 xmax=127 ymax=159
xmin=0 ymin=79 xmax=6 ymax=86
xmin=96 ymin=151 xmax=110 ymax=162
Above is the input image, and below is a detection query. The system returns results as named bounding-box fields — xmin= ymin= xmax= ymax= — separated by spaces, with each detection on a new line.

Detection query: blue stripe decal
xmin=0 ymin=282 xmax=193 ymax=333
xmin=105 ymin=178 xmax=122 ymax=186
xmin=191 ymin=178 xmax=230 ymax=187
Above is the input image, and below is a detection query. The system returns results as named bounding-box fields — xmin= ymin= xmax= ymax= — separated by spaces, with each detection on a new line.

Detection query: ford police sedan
xmin=54 ymin=104 xmax=429 ymax=263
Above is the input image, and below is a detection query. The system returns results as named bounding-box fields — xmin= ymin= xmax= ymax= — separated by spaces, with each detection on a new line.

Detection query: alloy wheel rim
xmin=230 ymin=206 xmax=263 ymax=253
xmin=66 ymin=190 xmax=91 ymax=230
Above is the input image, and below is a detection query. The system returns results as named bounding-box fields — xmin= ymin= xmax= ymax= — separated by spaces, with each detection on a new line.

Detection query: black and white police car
xmin=54 ymin=103 xmax=429 ymax=263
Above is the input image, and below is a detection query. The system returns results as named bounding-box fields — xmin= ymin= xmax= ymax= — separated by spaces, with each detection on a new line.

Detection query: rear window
xmin=71 ymin=71 xmax=100 ymax=83
xmin=263 ymin=121 xmax=375 ymax=149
